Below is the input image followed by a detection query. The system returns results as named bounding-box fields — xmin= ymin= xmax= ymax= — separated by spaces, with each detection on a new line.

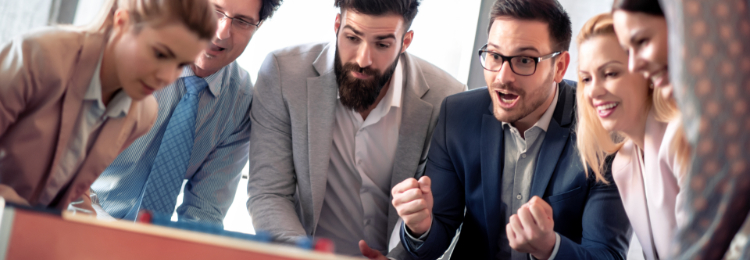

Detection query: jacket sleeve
xmin=0 ymin=34 xmax=34 ymax=137
xmin=246 ymin=52 xmax=307 ymax=242
xmin=555 ymin=162 xmax=632 ymax=260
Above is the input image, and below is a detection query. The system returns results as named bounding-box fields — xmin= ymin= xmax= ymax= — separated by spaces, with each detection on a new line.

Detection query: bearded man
xmin=246 ymin=0 xmax=465 ymax=258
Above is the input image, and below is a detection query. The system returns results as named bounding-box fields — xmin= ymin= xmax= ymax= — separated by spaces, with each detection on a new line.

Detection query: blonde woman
xmin=0 ymin=0 xmax=215 ymax=209
xmin=576 ymin=13 xmax=687 ymax=260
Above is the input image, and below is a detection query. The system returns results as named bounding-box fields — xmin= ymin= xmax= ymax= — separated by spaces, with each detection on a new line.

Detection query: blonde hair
xmin=84 ymin=0 xmax=217 ymax=41
xmin=576 ymin=13 xmax=690 ymax=183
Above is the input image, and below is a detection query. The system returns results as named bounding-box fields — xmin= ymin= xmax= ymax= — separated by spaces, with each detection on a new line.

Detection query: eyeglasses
xmin=478 ymin=44 xmax=560 ymax=76
xmin=215 ymin=10 xmax=260 ymax=31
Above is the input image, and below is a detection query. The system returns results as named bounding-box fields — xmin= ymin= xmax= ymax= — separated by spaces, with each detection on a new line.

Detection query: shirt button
xmin=521 ymin=154 xmax=526 ymax=159
xmin=516 ymin=194 xmax=522 ymax=200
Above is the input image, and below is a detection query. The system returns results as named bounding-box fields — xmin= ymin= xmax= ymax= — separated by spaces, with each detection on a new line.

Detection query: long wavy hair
xmin=575 ymin=13 xmax=680 ymax=183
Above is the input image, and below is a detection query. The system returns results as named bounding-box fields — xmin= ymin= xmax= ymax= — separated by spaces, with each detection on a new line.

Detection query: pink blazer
xmin=0 ymin=28 xmax=157 ymax=209
xmin=612 ymin=109 xmax=686 ymax=260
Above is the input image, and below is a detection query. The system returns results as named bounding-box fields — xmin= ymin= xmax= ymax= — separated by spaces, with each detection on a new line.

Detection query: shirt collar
xmin=85 ymin=53 xmax=131 ymax=118
xmin=388 ymin=60 xmax=404 ymax=109
xmin=182 ymin=64 xmax=228 ymax=96
xmin=502 ymin=82 xmax=559 ymax=133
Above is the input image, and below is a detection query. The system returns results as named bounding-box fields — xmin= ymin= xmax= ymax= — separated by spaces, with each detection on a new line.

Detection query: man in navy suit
xmin=388 ymin=0 xmax=632 ymax=259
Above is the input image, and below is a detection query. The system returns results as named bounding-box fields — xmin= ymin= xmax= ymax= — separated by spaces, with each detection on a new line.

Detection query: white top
xmin=51 ymin=54 xmax=130 ymax=204
xmin=315 ymin=60 xmax=404 ymax=256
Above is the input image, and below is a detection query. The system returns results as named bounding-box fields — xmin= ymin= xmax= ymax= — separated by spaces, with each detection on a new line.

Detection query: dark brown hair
xmin=259 ymin=0 xmax=283 ymax=22
xmin=489 ymin=0 xmax=572 ymax=52
xmin=612 ymin=0 xmax=664 ymax=17
xmin=334 ymin=0 xmax=420 ymax=31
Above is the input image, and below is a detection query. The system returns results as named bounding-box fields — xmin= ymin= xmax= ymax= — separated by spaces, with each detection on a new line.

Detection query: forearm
xmin=247 ymin=193 xmax=307 ymax=242
xmin=553 ymin=235 xmax=626 ymax=260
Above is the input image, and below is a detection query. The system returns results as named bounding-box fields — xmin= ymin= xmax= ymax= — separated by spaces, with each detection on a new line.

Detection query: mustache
xmin=490 ymin=82 xmax=526 ymax=95
xmin=340 ymin=63 xmax=379 ymax=78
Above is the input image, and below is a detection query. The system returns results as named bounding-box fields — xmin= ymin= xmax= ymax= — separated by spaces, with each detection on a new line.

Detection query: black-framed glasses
xmin=215 ymin=10 xmax=260 ymax=31
xmin=478 ymin=44 xmax=560 ymax=76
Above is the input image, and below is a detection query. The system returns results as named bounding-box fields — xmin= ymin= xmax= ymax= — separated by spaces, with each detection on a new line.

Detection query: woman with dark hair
xmin=612 ymin=0 xmax=750 ymax=259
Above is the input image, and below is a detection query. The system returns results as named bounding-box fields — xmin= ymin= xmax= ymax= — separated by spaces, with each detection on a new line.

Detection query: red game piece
xmin=313 ymin=238 xmax=335 ymax=253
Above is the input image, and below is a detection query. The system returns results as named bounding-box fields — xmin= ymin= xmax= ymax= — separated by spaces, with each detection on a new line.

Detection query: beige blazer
xmin=612 ymin=109 xmax=686 ymax=260
xmin=0 ymin=28 xmax=157 ymax=209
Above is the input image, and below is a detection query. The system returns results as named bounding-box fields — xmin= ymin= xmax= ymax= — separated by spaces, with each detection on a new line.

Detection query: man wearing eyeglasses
xmin=85 ymin=0 xmax=283 ymax=226
xmin=391 ymin=0 xmax=631 ymax=259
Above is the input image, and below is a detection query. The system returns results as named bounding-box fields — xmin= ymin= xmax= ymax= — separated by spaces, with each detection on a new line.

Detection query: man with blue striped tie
xmin=86 ymin=0 xmax=283 ymax=226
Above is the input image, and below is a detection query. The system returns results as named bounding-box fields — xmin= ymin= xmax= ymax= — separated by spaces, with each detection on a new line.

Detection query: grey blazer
xmin=247 ymin=42 xmax=466 ymax=257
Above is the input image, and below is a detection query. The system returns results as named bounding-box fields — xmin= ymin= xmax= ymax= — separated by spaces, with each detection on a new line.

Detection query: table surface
xmin=0 ymin=206 xmax=365 ymax=260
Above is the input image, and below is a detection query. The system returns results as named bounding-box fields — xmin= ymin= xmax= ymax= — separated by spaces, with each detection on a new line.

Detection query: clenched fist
xmin=391 ymin=176 xmax=433 ymax=236
xmin=506 ymin=196 xmax=556 ymax=260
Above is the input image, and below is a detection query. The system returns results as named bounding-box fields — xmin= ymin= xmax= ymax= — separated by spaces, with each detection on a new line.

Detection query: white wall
xmin=0 ymin=0 xmax=54 ymax=43
xmin=558 ymin=0 xmax=614 ymax=81
xmin=239 ymin=0 xmax=481 ymax=85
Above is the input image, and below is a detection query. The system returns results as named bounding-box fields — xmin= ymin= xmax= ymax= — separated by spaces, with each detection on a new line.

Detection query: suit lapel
xmin=528 ymin=116 xmax=569 ymax=198
xmin=529 ymin=82 xmax=574 ymax=198
xmin=307 ymin=44 xmax=338 ymax=228
xmin=481 ymin=112 xmax=504 ymax=249
xmin=35 ymin=32 xmax=105 ymax=204
xmin=387 ymin=54 xmax=433 ymax=241
xmin=389 ymin=54 xmax=432 ymax=187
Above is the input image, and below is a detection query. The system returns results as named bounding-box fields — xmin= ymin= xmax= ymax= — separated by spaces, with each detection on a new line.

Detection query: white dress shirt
xmin=54 ymin=54 xmax=130 ymax=205
xmin=315 ymin=60 xmax=404 ymax=256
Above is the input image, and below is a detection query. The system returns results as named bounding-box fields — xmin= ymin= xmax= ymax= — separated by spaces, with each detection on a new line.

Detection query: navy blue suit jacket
xmin=401 ymin=81 xmax=631 ymax=259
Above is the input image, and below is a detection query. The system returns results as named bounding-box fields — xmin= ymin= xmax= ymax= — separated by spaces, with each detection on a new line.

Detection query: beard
xmin=334 ymin=47 xmax=401 ymax=112
xmin=492 ymin=67 xmax=555 ymax=123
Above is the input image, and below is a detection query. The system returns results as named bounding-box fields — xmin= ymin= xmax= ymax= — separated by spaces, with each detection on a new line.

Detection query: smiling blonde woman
xmin=575 ymin=13 xmax=687 ymax=260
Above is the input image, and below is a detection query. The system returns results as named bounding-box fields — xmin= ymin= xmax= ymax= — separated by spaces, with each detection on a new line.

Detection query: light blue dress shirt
xmin=91 ymin=61 xmax=253 ymax=226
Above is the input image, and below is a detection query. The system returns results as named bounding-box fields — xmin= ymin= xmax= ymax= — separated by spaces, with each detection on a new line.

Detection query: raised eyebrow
xmin=155 ymin=43 xmax=176 ymax=58
xmin=343 ymin=25 xmax=363 ymax=36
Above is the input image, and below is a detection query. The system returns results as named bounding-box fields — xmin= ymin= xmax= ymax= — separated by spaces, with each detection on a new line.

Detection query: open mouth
xmin=210 ymin=43 xmax=226 ymax=52
xmin=595 ymin=102 xmax=618 ymax=118
xmin=497 ymin=90 xmax=520 ymax=105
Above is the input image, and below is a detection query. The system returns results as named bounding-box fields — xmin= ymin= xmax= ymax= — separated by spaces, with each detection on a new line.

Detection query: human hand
xmin=506 ymin=196 xmax=556 ymax=260
xmin=391 ymin=176 xmax=433 ymax=236
xmin=359 ymin=240 xmax=388 ymax=260
xmin=0 ymin=184 xmax=29 ymax=206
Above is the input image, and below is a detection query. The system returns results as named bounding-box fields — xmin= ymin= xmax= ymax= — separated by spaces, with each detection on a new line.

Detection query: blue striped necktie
xmin=141 ymin=76 xmax=208 ymax=215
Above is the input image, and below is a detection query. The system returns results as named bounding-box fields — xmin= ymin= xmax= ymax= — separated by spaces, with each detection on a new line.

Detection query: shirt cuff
xmin=403 ymin=221 xmax=431 ymax=250
xmin=529 ymin=232 xmax=560 ymax=260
